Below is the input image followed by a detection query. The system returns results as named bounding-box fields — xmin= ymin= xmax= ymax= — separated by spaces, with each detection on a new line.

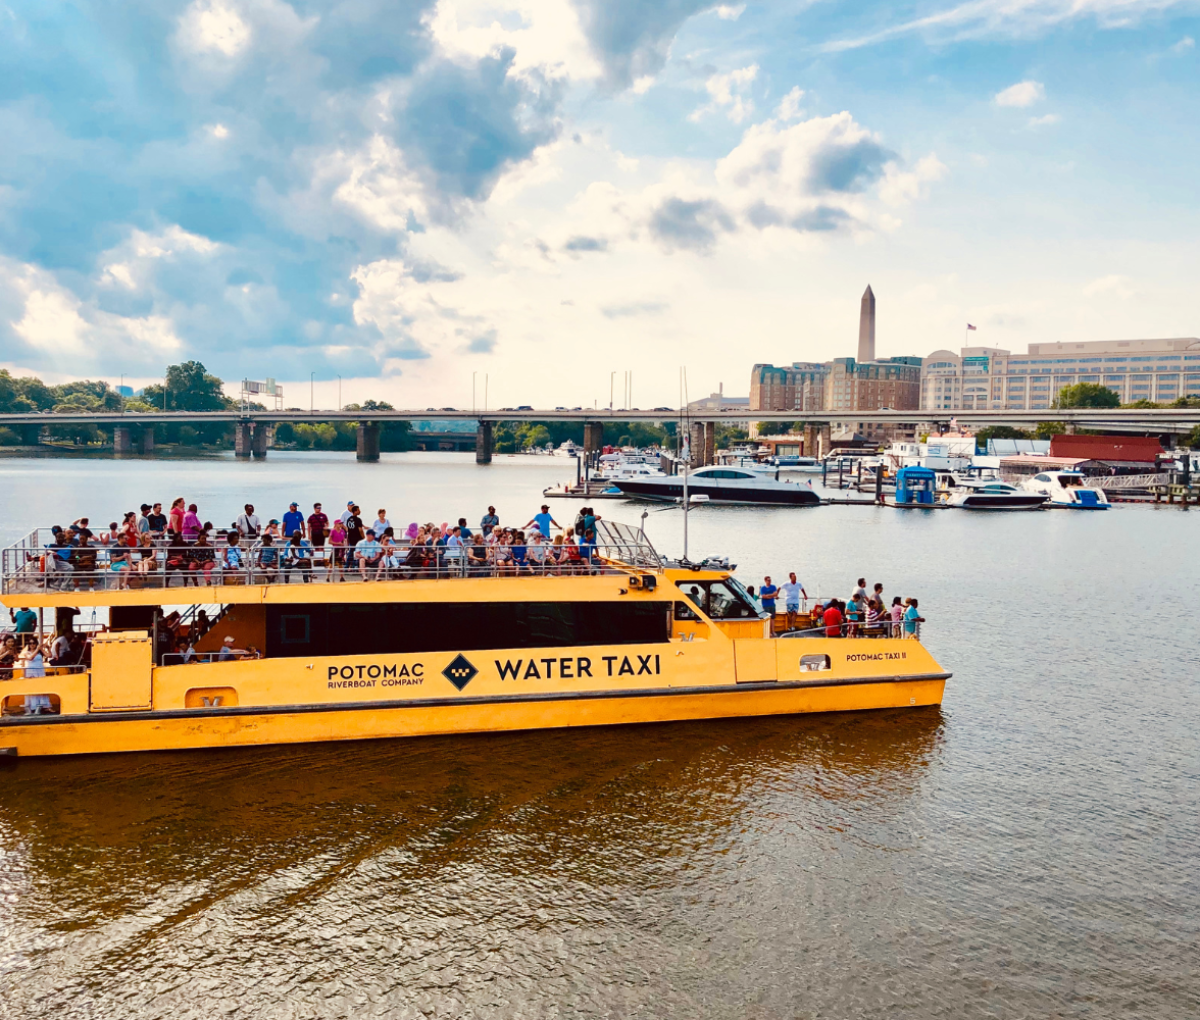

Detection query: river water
xmin=1 ymin=451 xmax=1198 ymax=1019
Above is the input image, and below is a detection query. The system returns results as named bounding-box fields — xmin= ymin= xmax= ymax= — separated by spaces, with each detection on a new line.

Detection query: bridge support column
xmin=139 ymin=429 xmax=155 ymax=455
xmin=475 ymin=421 xmax=493 ymax=464
xmin=689 ymin=422 xmax=715 ymax=466
xmin=251 ymin=424 xmax=269 ymax=459
xmin=21 ymin=424 xmax=42 ymax=446
xmin=1064 ymin=423 xmax=1077 ymax=434
xmin=583 ymin=421 xmax=604 ymax=458
xmin=357 ymin=423 xmax=380 ymax=462
xmin=802 ymin=424 xmax=818 ymax=458
xmin=235 ymin=423 xmax=253 ymax=458
xmin=113 ymin=427 xmax=133 ymax=456
xmin=818 ymin=424 xmax=831 ymax=459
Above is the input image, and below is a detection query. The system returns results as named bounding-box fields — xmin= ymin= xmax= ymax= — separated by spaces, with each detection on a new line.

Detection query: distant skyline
xmin=2 ymin=1 xmax=1198 ymax=409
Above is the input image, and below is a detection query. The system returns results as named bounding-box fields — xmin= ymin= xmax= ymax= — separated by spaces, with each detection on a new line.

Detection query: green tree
xmin=1122 ymin=398 xmax=1160 ymax=409
xmin=974 ymin=425 xmax=1031 ymax=450
xmin=1169 ymin=396 xmax=1200 ymax=409
xmin=1054 ymin=383 xmax=1119 ymax=408
xmin=142 ymin=361 xmax=233 ymax=412
xmin=1033 ymin=421 xmax=1064 ymax=440
xmin=754 ymin=420 xmax=796 ymax=436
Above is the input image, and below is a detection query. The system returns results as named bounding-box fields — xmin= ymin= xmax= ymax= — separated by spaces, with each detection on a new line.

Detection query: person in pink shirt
xmin=182 ymin=504 xmax=202 ymax=544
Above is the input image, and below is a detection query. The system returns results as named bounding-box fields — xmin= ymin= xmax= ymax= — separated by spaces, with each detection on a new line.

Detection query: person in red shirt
xmin=307 ymin=503 xmax=330 ymax=551
xmin=823 ymin=600 xmax=844 ymax=638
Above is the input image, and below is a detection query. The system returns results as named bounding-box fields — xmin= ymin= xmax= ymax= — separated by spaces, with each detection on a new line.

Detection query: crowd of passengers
xmin=31 ymin=500 xmax=610 ymax=589
xmin=745 ymin=575 xmax=925 ymax=638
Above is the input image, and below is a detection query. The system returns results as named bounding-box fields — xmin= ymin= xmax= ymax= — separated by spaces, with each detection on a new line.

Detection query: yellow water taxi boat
xmin=0 ymin=523 xmax=948 ymax=757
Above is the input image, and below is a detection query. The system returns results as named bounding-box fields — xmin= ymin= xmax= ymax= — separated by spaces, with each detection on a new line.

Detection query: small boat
xmin=940 ymin=478 xmax=1048 ymax=510
xmin=771 ymin=455 xmax=823 ymax=473
xmin=613 ymin=467 xmax=822 ymax=506
xmin=1020 ymin=470 xmax=1110 ymax=509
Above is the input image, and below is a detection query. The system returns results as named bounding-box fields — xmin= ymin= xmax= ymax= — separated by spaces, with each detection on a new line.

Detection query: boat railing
xmin=1 ymin=527 xmax=660 ymax=594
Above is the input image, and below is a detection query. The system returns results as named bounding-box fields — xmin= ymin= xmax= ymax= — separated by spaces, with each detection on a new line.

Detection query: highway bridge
xmin=1 ymin=406 xmax=1195 ymax=463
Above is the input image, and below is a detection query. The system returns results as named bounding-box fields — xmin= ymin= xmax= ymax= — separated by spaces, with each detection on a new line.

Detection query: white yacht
xmin=612 ymin=466 xmax=822 ymax=506
xmin=1020 ymin=470 xmax=1110 ymax=509
xmin=939 ymin=478 xmax=1048 ymax=510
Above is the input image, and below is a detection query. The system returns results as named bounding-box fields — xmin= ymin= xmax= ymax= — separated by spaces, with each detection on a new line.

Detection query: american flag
xmin=966 ymin=323 xmax=977 ymax=330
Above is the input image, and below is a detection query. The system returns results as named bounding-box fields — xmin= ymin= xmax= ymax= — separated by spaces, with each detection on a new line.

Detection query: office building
xmin=921 ymin=337 xmax=1200 ymax=411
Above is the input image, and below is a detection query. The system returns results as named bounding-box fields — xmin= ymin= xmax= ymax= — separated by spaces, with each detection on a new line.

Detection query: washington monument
xmin=858 ymin=284 xmax=876 ymax=363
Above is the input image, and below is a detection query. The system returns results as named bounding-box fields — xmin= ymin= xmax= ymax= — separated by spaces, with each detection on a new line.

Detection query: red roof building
xmin=1048 ymin=434 xmax=1163 ymax=464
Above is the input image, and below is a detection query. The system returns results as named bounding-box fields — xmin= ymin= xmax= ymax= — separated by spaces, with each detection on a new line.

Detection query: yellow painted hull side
xmin=0 ymin=678 xmax=946 ymax=757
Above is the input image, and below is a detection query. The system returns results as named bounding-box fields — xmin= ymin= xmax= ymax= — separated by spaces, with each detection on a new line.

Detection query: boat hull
xmin=0 ymin=675 xmax=946 ymax=756
xmin=946 ymin=495 xmax=1047 ymax=510
xmin=615 ymin=479 xmax=822 ymax=506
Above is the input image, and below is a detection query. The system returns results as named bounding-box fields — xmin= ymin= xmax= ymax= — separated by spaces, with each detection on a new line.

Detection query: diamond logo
xmin=442 ymin=654 xmax=478 ymax=691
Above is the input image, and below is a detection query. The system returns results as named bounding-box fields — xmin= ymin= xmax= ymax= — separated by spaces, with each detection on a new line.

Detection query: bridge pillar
xmin=21 ymin=424 xmax=42 ymax=446
xmin=803 ymin=424 xmax=818 ymax=458
xmin=357 ymin=423 xmax=380 ymax=462
xmin=139 ymin=428 xmax=155 ymax=455
xmin=818 ymin=424 xmax=831 ymax=459
xmin=1064 ymin=422 xmax=1077 ymax=435
xmin=475 ymin=421 xmax=493 ymax=464
xmin=689 ymin=422 xmax=715 ymax=466
xmin=113 ymin=426 xmax=133 ymax=456
xmin=251 ymin=423 xmax=269 ymax=459
xmin=583 ymin=421 xmax=604 ymax=457
xmin=235 ymin=423 xmax=253 ymax=458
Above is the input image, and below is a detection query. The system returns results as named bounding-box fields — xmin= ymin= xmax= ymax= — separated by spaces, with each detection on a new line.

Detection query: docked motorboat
xmin=1020 ymin=470 xmax=1110 ymax=509
xmin=771 ymin=455 xmax=823 ymax=473
xmin=939 ymin=478 xmax=1048 ymax=510
xmin=613 ymin=466 xmax=822 ymax=506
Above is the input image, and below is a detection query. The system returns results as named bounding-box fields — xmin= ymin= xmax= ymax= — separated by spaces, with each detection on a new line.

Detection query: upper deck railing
xmin=0 ymin=521 xmax=663 ymax=595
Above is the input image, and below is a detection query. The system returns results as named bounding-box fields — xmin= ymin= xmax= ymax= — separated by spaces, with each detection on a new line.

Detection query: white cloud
xmin=775 ymin=86 xmax=806 ymax=121
xmin=178 ymin=1 xmax=251 ymax=57
xmin=5 ymin=260 xmax=183 ymax=364
xmin=689 ymin=64 xmax=759 ymax=124
xmin=1083 ymin=274 xmax=1135 ymax=298
xmin=210 ymin=123 xmax=230 ymax=139
xmin=716 ymin=4 xmax=746 ymax=19
xmin=1027 ymin=113 xmax=1061 ymax=127
xmin=994 ymin=79 xmax=1045 ymax=107
xmin=425 ymin=0 xmax=602 ymax=81
xmin=1171 ymin=35 xmax=1195 ymax=52
xmin=878 ymin=154 xmax=949 ymax=205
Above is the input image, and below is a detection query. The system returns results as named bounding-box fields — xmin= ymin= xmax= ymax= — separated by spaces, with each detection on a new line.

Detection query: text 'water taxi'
xmin=0 ymin=521 xmax=950 ymax=757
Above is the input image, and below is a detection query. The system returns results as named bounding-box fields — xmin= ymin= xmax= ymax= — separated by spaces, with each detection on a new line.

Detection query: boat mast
xmin=681 ymin=367 xmax=690 ymax=562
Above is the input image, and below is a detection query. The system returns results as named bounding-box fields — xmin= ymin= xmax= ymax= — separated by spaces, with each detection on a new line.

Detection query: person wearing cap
xmin=340 ymin=501 xmax=356 ymax=525
xmin=137 ymin=503 xmax=153 ymax=536
xmin=524 ymin=505 xmax=559 ymax=537
xmin=262 ymin=519 xmax=282 ymax=540
xmin=307 ymin=503 xmax=329 ymax=551
xmin=217 ymin=635 xmax=248 ymax=661
xmin=282 ymin=502 xmax=305 ymax=540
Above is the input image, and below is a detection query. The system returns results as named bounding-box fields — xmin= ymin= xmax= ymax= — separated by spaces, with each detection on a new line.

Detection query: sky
xmin=1 ymin=0 xmax=1198 ymax=409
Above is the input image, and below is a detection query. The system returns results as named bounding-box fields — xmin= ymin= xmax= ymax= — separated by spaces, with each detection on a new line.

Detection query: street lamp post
xmin=310 ymin=372 xmax=314 ymax=413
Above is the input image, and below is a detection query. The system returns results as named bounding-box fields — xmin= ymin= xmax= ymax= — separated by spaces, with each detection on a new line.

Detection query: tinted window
xmin=266 ymin=602 xmax=669 ymax=658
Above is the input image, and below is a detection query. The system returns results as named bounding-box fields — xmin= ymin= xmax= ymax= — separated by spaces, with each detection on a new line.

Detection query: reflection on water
xmin=2 ymin=712 xmax=942 ymax=1018
xmin=2 ymin=452 xmax=1200 ymax=1018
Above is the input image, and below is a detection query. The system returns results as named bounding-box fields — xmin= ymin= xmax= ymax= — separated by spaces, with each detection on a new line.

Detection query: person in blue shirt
xmin=257 ymin=534 xmax=280 ymax=583
xmin=355 ymin=530 xmax=384 ymax=579
xmin=510 ymin=532 xmax=529 ymax=573
xmin=524 ymin=504 xmax=559 ymax=538
xmin=903 ymin=598 xmax=924 ymax=638
xmin=579 ymin=528 xmax=598 ymax=572
xmin=845 ymin=595 xmax=862 ymax=637
xmin=282 ymin=502 xmax=305 ymax=540
xmin=759 ymin=576 xmax=779 ymax=626
xmin=11 ymin=607 xmax=38 ymax=635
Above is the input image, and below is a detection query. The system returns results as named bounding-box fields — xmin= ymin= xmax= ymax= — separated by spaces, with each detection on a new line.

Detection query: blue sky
xmin=1 ymin=0 xmax=1197 ymax=407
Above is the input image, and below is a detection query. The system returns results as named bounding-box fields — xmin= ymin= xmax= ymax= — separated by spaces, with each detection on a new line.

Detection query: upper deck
xmin=0 ymin=520 xmax=670 ymax=608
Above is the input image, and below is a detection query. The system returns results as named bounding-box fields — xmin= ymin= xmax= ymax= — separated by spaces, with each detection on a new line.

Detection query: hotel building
xmin=922 ymin=337 xmax=1200 ymax=411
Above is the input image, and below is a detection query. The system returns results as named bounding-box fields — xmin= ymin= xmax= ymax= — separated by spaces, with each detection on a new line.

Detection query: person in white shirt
xmin=374 ymin=509 xmax=392 ymax=537
xmin=340 ymin=501 xmax=356 ymax=526
xmin=236 ymin=504 xmax=261 ymax=538
xmin=780 ymin=572 xmax=808 ymax=631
